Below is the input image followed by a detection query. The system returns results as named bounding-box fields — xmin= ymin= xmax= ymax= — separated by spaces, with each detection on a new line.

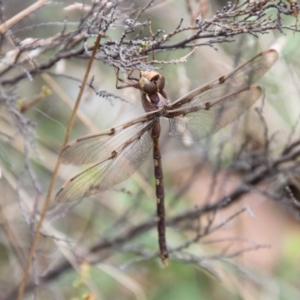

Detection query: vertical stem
xmin=152 ymin=120 xmax=169 ymax=266
xmin=17 ymin=32 xmax=104 ymax=299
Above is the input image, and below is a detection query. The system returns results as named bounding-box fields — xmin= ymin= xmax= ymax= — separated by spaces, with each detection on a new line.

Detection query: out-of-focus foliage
xmin=1 ymin=0 xmax=300 ymax=299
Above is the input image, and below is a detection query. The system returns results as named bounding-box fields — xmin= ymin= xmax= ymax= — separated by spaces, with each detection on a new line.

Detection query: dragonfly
xmin=55 ymin=49 xmax=278 ymax=265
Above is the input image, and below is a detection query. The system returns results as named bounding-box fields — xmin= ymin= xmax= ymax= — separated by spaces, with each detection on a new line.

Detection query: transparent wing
xmin=56 ymin=119 xmax=155 ymax=202
xmin=169 ymin=86 xmax=262 ymax=140
xmin=170 ymin=49 xmax=278 ymax=110
xmin=166 ymin=49 xmax=278 ymax=141
xmin=61 ymin=112 xmax=157 ymax=165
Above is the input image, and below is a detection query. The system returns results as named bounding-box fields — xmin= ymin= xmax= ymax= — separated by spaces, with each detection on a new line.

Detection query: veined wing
xmin=165 ymin=49 xmax=278 ymax=141
xmin=61 ymin=111 xmax=158 ymax=165
xmin=56 ymin=116 xmax=158 ymax=202
xmin=169 ymin=49 xmax=278 ymax=110
xmin=168 ymin=86 xmax=262 ymax=140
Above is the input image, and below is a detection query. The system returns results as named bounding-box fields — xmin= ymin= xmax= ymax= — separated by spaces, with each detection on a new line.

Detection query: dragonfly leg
xmin=114 ymin=67 xmax=139 ymax=90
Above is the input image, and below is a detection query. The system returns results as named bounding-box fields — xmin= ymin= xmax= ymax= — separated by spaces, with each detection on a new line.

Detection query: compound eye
xmin=139 ymin=77 xmax=158 ymax=94
xmin=157 ymin=76 xmax=165 ymax=91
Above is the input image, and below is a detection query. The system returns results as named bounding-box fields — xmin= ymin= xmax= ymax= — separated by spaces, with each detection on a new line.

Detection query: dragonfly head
xmin=139 ymin=70 xmax=168 ymax=111
xmin=139 ymin=70 xmax=165 ymax=94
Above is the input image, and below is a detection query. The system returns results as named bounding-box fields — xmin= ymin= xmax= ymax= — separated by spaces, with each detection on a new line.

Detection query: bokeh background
xmin=1 ymin=0 xmax=300 ymax=299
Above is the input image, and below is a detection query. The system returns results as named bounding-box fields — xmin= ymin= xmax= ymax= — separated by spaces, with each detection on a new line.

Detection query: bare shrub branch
xmin=1 ymin=0 xmax=300 ymax=299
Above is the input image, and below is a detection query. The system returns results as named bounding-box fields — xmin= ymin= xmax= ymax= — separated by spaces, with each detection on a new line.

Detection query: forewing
xmin=166 ymin=49 xmax=278 ymax=141
xmin=56 ymin=120 xmax=155 ymax=202
xmin=169 ymin=86 xmax=262 ymax=141
xmin=170 ymin=49 xmax=278 ymax=110
xmin=61 ymin=112 xmax=157 ymax=165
